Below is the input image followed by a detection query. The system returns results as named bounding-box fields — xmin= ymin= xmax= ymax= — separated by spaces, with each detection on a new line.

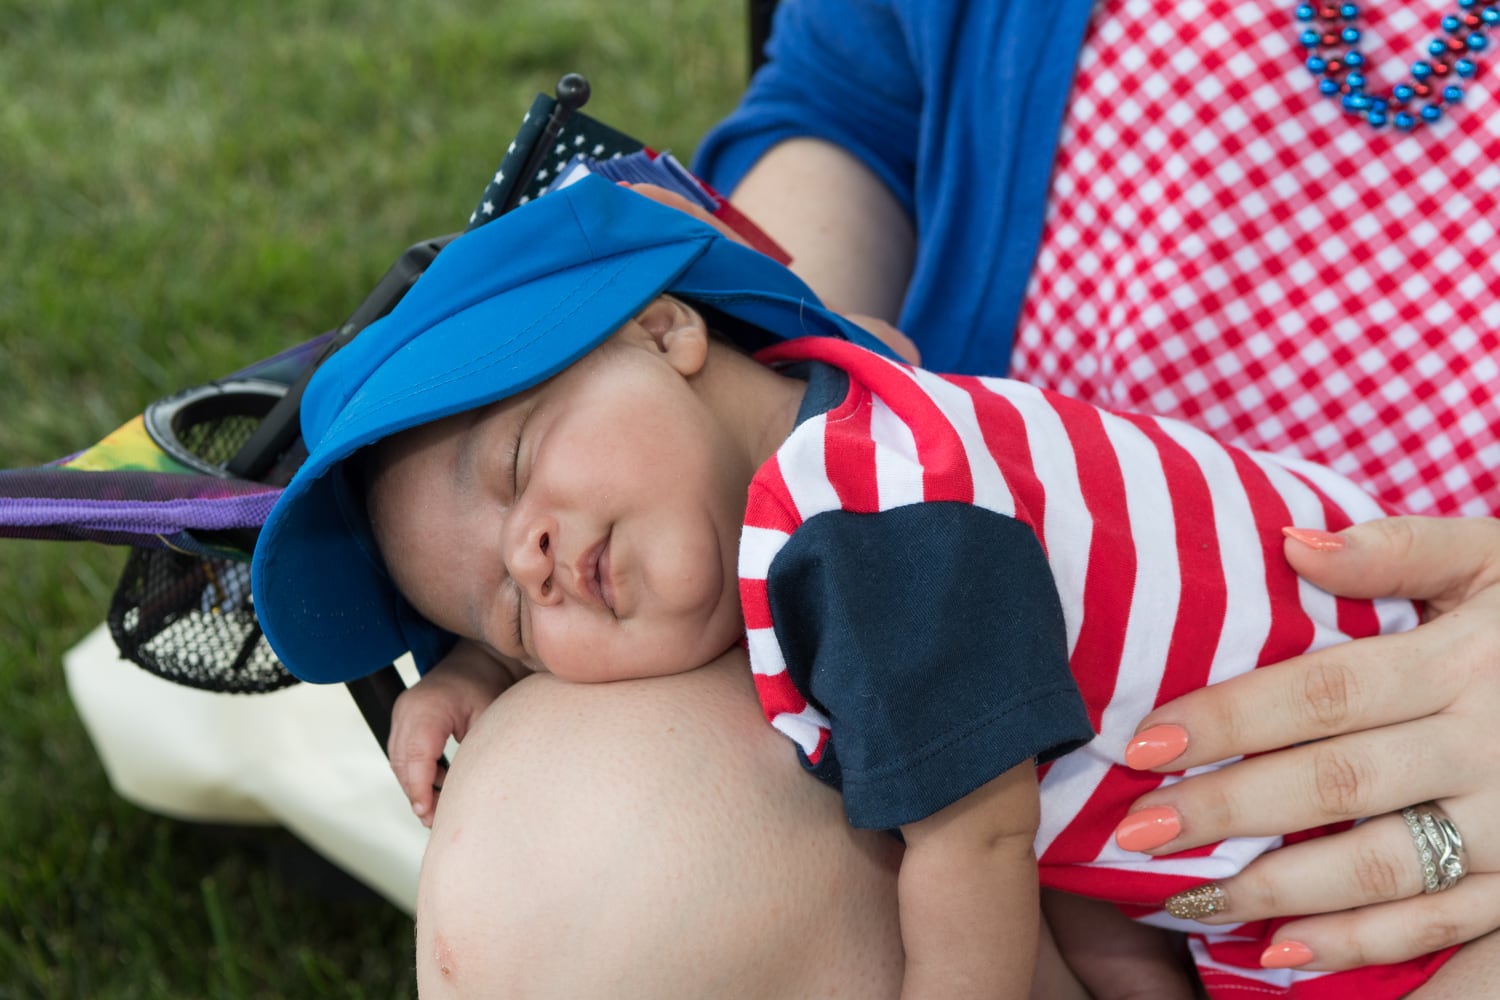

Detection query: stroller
xmin=0 ymin=74 xmax=727 ymax=754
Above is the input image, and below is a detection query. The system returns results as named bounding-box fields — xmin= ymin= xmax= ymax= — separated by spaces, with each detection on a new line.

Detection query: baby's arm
xmin=389 ymin=639 xmax=525 ymax=825
xmin=898 ymin=761 xmax=1043 ymax=1000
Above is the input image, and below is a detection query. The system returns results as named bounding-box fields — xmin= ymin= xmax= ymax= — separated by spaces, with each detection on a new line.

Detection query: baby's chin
xmin=543 ymin=629 xmax=740 ymax=686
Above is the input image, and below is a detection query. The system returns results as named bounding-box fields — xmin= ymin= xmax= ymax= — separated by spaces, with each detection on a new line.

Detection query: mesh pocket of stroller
xmin=109 ymin=547 xmax=293 ymax=693
xmin=108 ymin=377 xmax=298 ymax=692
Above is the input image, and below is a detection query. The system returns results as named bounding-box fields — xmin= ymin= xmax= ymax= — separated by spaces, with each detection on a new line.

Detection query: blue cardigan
xmin=694 ymin=0 xmax=1096 ymax=376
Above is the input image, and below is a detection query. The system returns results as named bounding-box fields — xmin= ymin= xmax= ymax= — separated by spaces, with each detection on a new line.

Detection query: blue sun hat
xmin=250 ymin=174 xmax=900 ymax=684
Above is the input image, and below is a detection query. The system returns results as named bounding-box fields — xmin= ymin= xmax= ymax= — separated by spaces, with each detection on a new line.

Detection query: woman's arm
xmin=1118 ymin=516 xmax=1500 ymax=969
xmin=729 ymin=137 xmax=915 ymax=323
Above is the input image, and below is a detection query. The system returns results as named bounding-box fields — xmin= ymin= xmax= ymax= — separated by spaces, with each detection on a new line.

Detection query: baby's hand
xmin=388 ymin=641 xmax=520 ymax=826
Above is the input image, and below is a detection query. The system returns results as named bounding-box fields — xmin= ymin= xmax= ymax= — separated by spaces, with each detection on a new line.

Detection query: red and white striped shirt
xmin=740 ymin=335 xmax=1442 ymax=995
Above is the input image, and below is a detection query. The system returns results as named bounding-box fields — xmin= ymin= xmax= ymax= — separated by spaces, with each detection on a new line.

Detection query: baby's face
xmin=366 ymin=315 xmax=748 ymax=683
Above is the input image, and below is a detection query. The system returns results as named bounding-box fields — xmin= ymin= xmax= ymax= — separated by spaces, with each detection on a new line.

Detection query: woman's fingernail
xmin=1125 ymin=724 xmax=1189 ymax=770
xmin=1114 ymin=806 xmax=1181 ymax=852
xmin=1260 ymin=940 xmax=1315 ymax=969
xmin=1164 ymin=882 xmax=1227 ymax=920
xmin=1282 ymin=526 xmax=1346 ymax=551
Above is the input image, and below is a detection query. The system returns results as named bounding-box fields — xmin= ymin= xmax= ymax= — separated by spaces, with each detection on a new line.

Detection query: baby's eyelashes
xmin=506 ymin=578 xmax=526 ymax=656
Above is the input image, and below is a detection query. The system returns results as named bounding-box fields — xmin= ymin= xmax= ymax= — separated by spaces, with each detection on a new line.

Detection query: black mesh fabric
xmin=176 ymin=410 xmax=264 ymax=469
xmin=108 ymin=547 xmax=293 ymax=693
xmin=100 ymin=377 xmax=298 ymax=692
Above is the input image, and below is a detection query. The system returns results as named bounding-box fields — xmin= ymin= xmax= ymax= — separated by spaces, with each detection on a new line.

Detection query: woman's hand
xmin=1116 ymin=516 xmax=1500 ymax=970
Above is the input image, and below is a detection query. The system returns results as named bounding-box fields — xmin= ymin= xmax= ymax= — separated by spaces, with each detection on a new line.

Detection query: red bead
xmin=1414 ymin=81 xmax=1432 ymax=96
xmin=1319 ymin=5 xmax=1339 ymax=18
xmin=1432 ymin=61 xmax=1451 ymax=76
xmin=1464 ymin=13 xmax=1481 ymax=27
xmin=1322 ymin=32 xmax=1340 ymax=45
xmin=1326 ymin=58 xmax=1344 ymax=73
xmin=1448 ymin=37 xmax=1468 ymax=51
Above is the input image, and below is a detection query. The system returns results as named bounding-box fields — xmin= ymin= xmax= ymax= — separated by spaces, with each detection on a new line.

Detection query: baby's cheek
xmin=689 ymin=603 xmax=746 ymax=668
xmin=531 ymin=616 xmax=624 ymax=684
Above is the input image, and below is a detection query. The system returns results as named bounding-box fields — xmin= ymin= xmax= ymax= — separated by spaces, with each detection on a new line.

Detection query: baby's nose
xmin=507 ymin=517 xmax=559 ymax=605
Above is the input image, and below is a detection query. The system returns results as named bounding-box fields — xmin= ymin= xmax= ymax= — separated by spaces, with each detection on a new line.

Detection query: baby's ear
xmin=634 ymin=295 xmax=708 ymax=377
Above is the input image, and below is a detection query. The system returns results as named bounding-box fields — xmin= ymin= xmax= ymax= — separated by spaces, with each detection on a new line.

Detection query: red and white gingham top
xmin=1011 ymin=0 xmax=1500 ymax=518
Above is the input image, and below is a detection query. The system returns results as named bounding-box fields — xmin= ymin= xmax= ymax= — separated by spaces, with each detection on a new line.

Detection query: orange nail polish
xmin=1282 ymin=526 xmax=1346 ymax=551
xmin=1260 ymin=940 xmax=1315 ymax=969
xmin=1114 ymin=806 xmax=1181 ymax=852
xmin=1125 ymin=724 xmax=1189 ymax=770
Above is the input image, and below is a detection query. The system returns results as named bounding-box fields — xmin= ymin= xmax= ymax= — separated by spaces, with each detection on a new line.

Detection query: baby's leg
xmin=415 ymin=651 xmax=906 ymax=999
xmin=1404 ymin=929 xmax=1500 ymax=999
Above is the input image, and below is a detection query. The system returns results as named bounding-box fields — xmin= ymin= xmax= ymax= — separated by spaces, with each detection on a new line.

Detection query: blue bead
xmin=1421 ymin=103 xmax=1443 ymax=122
xmin=1343 ymin=93 xmax=1372 ymax=111
xmin=1394 ymin=83 xmax=1416 ymax=101
xmin=1346 ymin=72 xmax=1366 ymax=89
xmin=1296 ymin=3 xmax=1316 ymax=19
xmin=1340 ymin=2 xmax=1358 ymax=16
xmin=1300 ymin=29 xmax=1322 ymax=48
xmin=1371 ymin=96 xmax=1390 ymax=112
xmin=1459 ymin=0 xmax=1477 ymax=9
xmin=1456 ymin=58 xmax=1478 ymax=76
xmin=1468 ymin=33 xmax=1489 ymax=50
xmin=1412 ymin=60 xmax=1433 ymax=78
xmin=1484 ymin=8 xmax=1500 ymax=25
xmin=1443 ymin=15 xmax=1462 ymax=32
xmin=1344 ymin=50 xmax=1365 ymax=66
xmin=1395 ymin=111 xmax=1417 ymax=130
xmin=1320 ymin=78 xmax=1341 ymax=95
xmin=1306 ymin=55 xmax=1327 ymax=72
xmin=1341 ymin=26 xmax=1361 ymax=43
xmin=1444 ymin=84 xmax=1464 ymax=102
xmin=1429 ymin=39 xmax=1449 ymax=56
xmin=1367 ymin=111 xmax=1387 ymax=127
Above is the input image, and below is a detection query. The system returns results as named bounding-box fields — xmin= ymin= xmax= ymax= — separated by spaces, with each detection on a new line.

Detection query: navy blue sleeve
xmin=767 ymin=502 xmax=1094 ymax=831
xmin=694 ymin=0 xmax=922 ymax=214
xmin=692 ymin=0 xmax=1096 ymax=377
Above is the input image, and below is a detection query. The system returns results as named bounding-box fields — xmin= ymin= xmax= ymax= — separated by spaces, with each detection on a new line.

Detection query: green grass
xmin=0 ymin=1 xmax=745 ymax=994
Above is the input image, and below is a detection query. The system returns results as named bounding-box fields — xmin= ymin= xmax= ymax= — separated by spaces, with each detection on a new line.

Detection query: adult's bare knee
xmin=415 ymin=654 xmax=903 ymax=998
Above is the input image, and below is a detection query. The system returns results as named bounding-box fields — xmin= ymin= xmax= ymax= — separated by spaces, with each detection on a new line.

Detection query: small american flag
xmin=465 ymin=92 xmax=644 ymax=231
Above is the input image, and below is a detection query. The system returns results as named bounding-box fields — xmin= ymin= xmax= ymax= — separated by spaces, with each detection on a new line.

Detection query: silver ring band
xmin=1402 ymin=802 xmax=1468 ymax=893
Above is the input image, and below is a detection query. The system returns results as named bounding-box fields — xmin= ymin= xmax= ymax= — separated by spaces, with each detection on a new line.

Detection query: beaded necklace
xmin=1297 ymin=1 xmax=1496 ymax=129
